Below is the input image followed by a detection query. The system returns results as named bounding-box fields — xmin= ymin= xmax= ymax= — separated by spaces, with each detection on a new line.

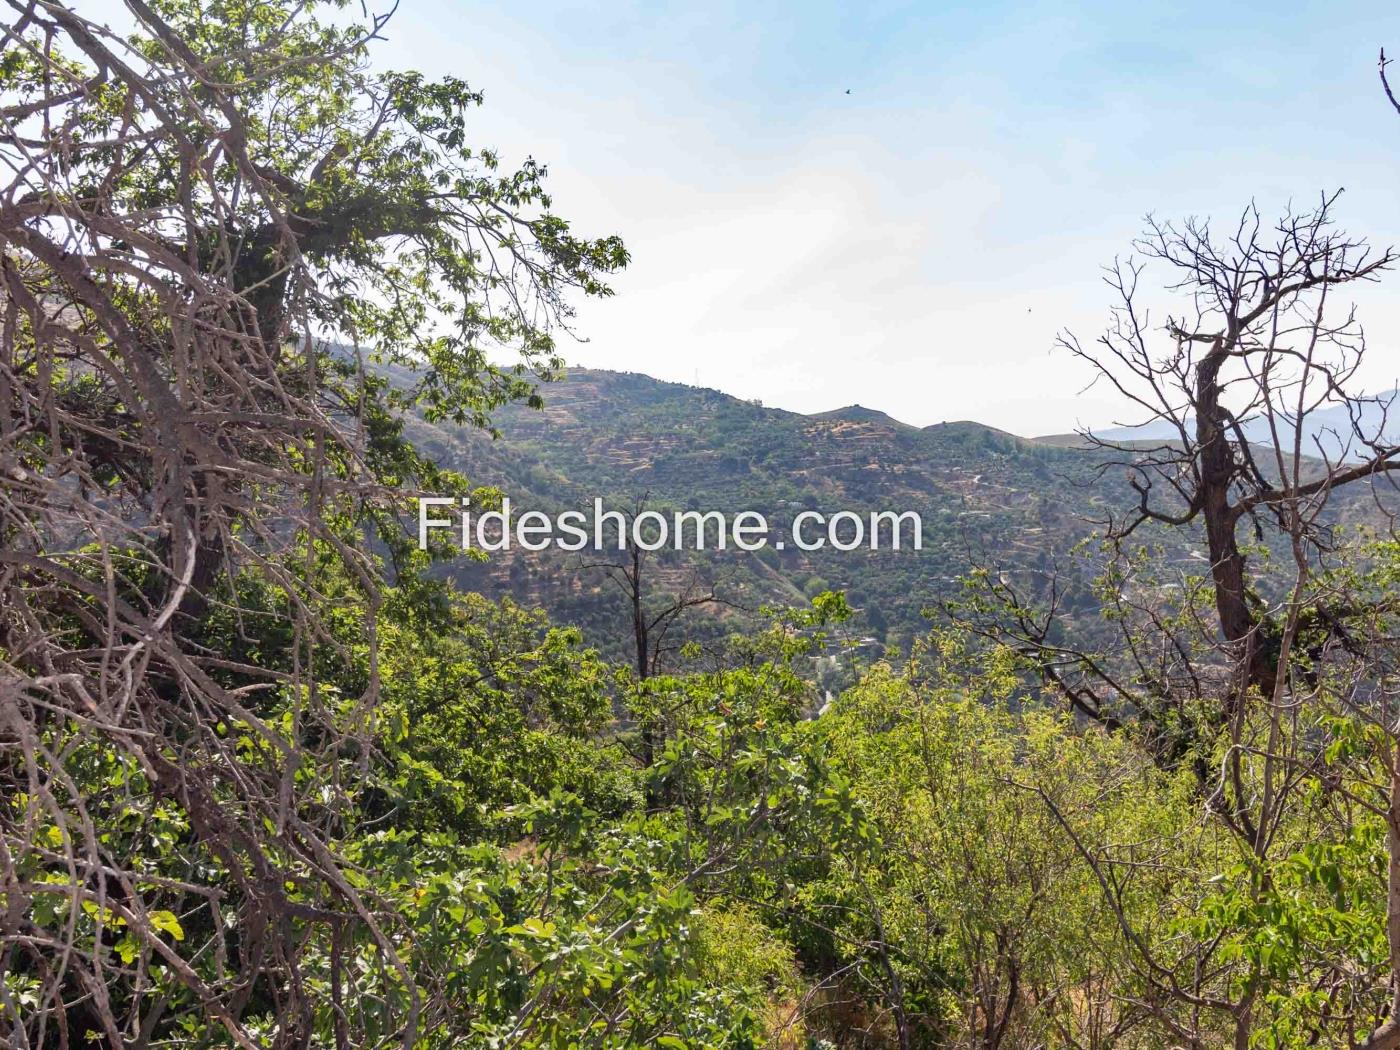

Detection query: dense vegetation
xmin=4 ymin=3 xmax=1400 ymax=1049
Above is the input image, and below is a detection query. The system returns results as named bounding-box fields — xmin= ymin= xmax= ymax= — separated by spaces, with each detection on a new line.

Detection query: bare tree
xmin=579 ymin=496 xmax=726 ymax=808
xmin=1064 ymin=194 xmax=1398 ymax=696
xmin=587 ymin=539 xmax=723 ymax=683
xmin=946 ymin=195 xmax=1400 ymax=1047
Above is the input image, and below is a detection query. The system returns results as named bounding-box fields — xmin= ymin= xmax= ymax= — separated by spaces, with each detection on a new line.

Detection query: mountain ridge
xmin=401 ymin=365 xmax=1389 ymax=672
xmin=403 ymin=367 xmax=1126 ymax=668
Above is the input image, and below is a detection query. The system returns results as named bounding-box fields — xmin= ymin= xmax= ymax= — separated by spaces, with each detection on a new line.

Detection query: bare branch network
xmin=0 ymin=0 xmax=621 ymax=1044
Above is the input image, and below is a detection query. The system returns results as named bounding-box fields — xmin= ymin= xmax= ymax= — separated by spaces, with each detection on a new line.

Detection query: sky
xmin=356 ymin=0 xmax=1400 ymax=436
xmin=78 ymin=0 xmax=1400 ymax=434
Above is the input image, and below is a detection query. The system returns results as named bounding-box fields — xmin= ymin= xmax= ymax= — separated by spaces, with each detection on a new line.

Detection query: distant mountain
xmin=401 ymin=369 xmax=1387 ymax=671
xmin=1040 ymin=393 xmax=1400 ymax=461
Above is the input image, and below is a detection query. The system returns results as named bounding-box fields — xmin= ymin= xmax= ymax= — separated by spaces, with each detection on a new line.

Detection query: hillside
xmin=397 ymin=369 xmax=1152 ymax=666
xmin=404 ymin=367 xmax=1400 ymax=669
xmin=396 ymin=368 xmax=1392 ymax=672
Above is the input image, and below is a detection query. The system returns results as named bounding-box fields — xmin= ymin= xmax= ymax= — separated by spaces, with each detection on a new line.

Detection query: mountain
xmin=396 ymin=370 xmax=1129 ymax=666
xmin=400 ymin=368 xmax=1388 ymax=672
xmin=1039 ymin=393 xmax=1400 ymax=461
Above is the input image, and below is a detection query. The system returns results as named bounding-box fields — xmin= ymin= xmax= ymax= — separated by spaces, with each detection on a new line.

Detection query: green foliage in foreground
xmin=14 ymin=548 xmax=1398 ymax=1047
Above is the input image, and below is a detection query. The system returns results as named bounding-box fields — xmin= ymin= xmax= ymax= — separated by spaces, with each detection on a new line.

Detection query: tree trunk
xmin=1361 ymin=748 xmax=1400 ymax=1050
xmin=1195 ymin=347 xmax=1275 ymax=701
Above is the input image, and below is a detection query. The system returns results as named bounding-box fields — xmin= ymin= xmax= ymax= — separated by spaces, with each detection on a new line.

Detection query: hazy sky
xmin=357 ymin=0 xmax=1400 ymax=435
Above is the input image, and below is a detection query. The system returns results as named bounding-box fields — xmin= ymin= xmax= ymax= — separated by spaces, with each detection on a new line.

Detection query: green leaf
xmin=150 ymin=910 xmax=184 ymax=941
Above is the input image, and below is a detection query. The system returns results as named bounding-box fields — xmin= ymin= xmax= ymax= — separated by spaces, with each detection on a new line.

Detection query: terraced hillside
xmin=394 ymin=370 xmax=1121 ymax=662
xmin=400 ymin=368 xmax=1388 ymax=669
